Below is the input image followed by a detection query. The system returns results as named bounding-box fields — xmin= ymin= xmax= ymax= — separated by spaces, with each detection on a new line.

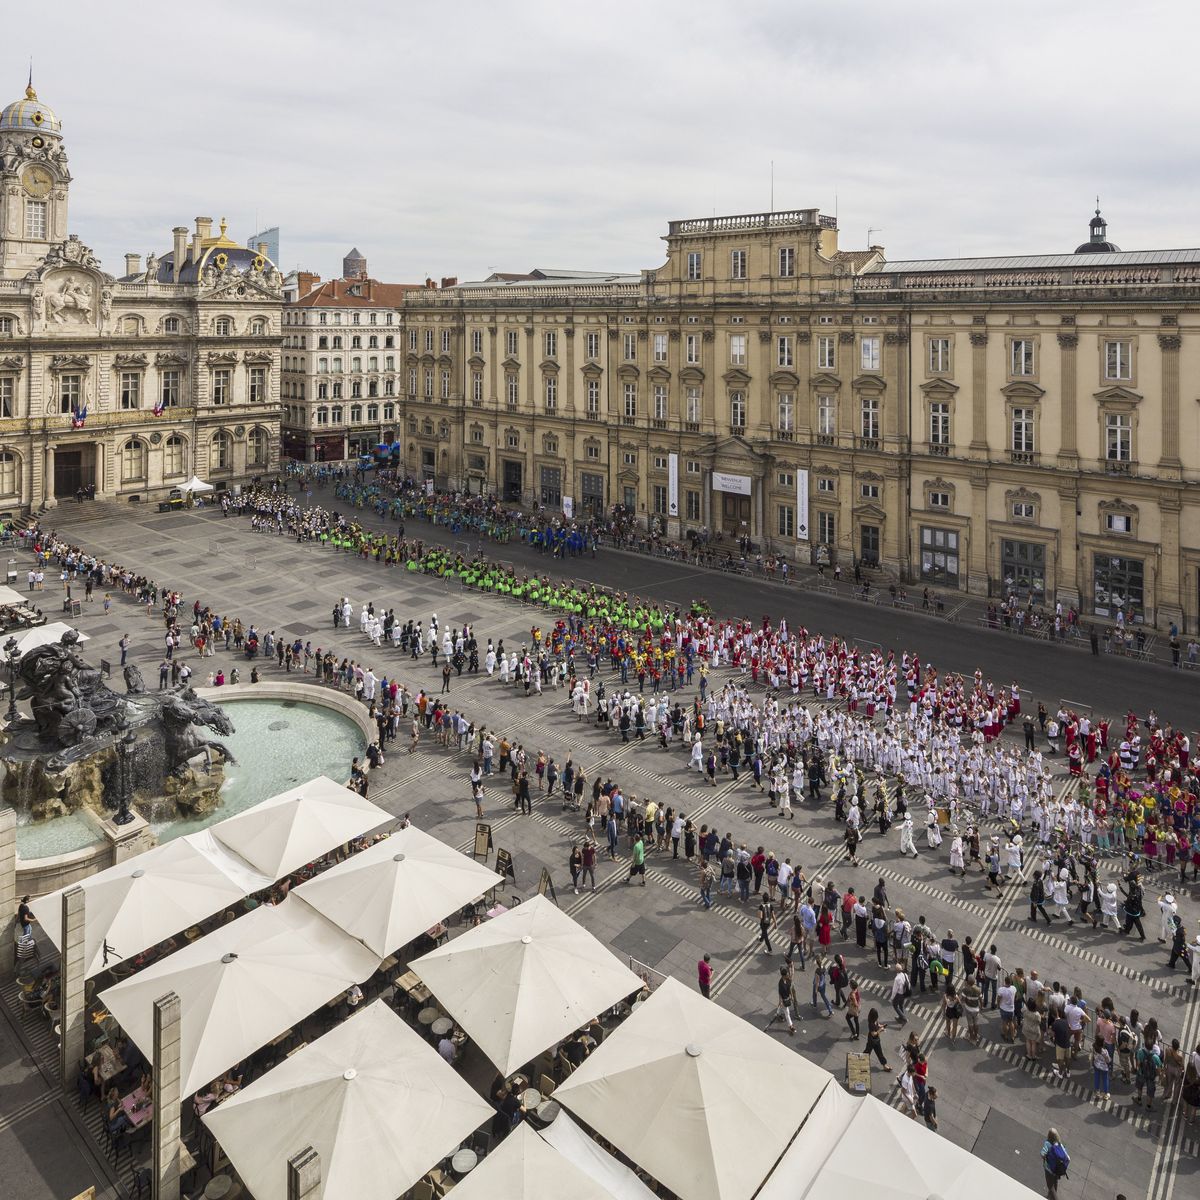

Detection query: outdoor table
xmin=426 ymin=922 xmax=448 ymax=945
xmin=379 ymin=953 xmax=400 ymax=974
xmin=535 ymin=1099 xmax=561 ymax=1125
xmin=631 ymin=1000 xmax=645 ymax=1013
xmin=393 ymin=969 xmax=421 ymax=994
xmin=417 ymin=1006 xmax=440 ymax=1027
xmin=204 ymin=1176 xmax=235 ymax=1200
xmin=520 ymin=1088 xmax=543 ymax=1111
xmin=286 ymin=1042 xmax=307 ymax=1058
xmin=451 ymin=1148 xmax=478 ymax=1176
xmin=486 ymin=903 xmax=508 ymax=919
xmin=431 ymin=1016 xmax=454 ymax=1037
xmin=122 ymin=1088 xmax=153 ymax=1130
xmin=96 ymin=1043 xmax=125 ymax=1084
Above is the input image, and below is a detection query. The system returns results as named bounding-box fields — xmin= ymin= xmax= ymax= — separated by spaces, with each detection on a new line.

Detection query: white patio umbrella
xmin=764 ymin=1094 xmax=1042 ymax=1199
xmin=0 ymin=583 xmax=28 ymax=604
xmin=210 ymin=776 xmax=389 ymax=879
xmin=30 ymin=833 xmax=266 ymax=979
xmin=753 ymin=1084 xmax=860 ymax=1200
xmin=294 ymin=824 xmax=502 ymax=958
xmin=450 ymin=1123 xmax=613 ymax=1200
xmin=554 ymin=977 xmax=831 ymax=1200
xmin=536 ymin=1111 xmax=658 ymax=1200
xmin=180 ymin=475 xmax=214 ymax=494
xmin=101 ymin=895 xmax=379 ymax=1096
xmin=204 ymin=1000 xmax=491 ymax=1200
xmin=10 ymin=621 xmax=88 ymax=654
xmin=411 ymin=895 xmax=641 ymax=1077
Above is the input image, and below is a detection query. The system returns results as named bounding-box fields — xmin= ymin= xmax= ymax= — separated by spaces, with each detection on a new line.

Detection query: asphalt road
xmin=301 ymin=498 xmax=1200 ymax=731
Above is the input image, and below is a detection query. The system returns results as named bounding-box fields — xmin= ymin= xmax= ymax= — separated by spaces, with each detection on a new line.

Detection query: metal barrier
xmin=1059 ymin=698 xmax=1094 ymax=719
xmin=626 ymin=956 xmax=669 ymax=991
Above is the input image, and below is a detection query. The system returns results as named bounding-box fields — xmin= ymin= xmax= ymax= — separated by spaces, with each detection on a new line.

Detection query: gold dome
xmin=0 ymin=86 xmax=62 ymax=135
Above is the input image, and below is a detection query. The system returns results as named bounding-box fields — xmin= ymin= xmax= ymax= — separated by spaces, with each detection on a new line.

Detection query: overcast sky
xmin=9 ymin=1 xmax=1199 ymax=282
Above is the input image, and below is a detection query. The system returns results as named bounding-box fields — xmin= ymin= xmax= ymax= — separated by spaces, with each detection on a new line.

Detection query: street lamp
xmin=113 ymin=730 xmax=137 ymax=826
xmin=4 ymin=636 xmax=19 ymax=726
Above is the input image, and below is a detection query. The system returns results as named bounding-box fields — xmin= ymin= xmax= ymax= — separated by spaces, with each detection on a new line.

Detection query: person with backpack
xmin=1120 ymin=870 xmax=1147 ymax=940
xmin=1041 ymin=1129 xmax=1069 ymax=1197
xmin=1029 ymin=870 xmax=1052 ymax=925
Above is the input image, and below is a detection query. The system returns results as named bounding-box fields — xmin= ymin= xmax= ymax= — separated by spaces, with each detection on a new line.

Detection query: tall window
xmin=545 ymin=375 xmax=558 ymax=412
xmin=929 ymin=401 xmax=950 ymax=446
xmin=861 ymin=396 xmax=880 ymax=440
xmin=653 ymin=385 xmax=667 ymax=420
xmin=623 ymin=333 xmax=637 ymax=361
xmin=506 ymin=330 xmax=519 ymax=356
xmin=0 ymin=451 xmax=17 ymax=497
xmin=585 ymin=331 xmax=600 ymax=359
xmin=119 ymin=371 xmax=141 ymax=410
xmin=928 ymin=337 xmax=951 ymax=374
xmin=1011 ymin=339 xmax=1035 ymax=376
xmin=778 ymin=504 xmax=795 ymax=537
xmin=686 ymin=387 xmax=702 ymax=425
xmin=586 ymin=378 xmax=600 ymax=415
xmin=1106 ymin=411 xmax=1132 ymax=461
xmin=471 ymin=329 xmax=483 ymax=354
xmin=164 ymin=434 xmax=186 ymax=477
xmin=1011 ymin=407 xmax=1035 ymax=453
xmin=544 ymin=330 xmax=557 ymax=358
xmin=506 ymin=375 xmax=519 ymax=406
xmin=24 ymin=201 xmax=47 ymax=239
xmin=730 ymin=249 xmax=747 ymax=279
xmin=441 ymin=330 xmax=451 ymax=353
xmin=408 ymin=368 xmax=417 ymax=396
xmin=248 ymin=427 xmax=268 ymax=467
xmin=623 ymin=382 xmax=637 ymax=418
xmin=440 ymin=370 xmax=450 ymax=399
xmin=686 ymin=334 xmax=700 ymax=364
xmin=350 ymin=404 xmax=363 ymax=423
xmin=472 ymin=371 xmax=482 ymax=401
xmin=214 ymin=316 xmax=233 ymax=337
xmin=686 ymin=251 xmax=702 ymax=280
xmin=817 ymin=395 xmax=836 ymax=437
xmin=210 ymin=430 xmax=232 ymax=472
xmin=211 ymin=368 xmax=231 ymax=405
xmin=0 ymin=377 xmax=13 ymax=418
xmin=424 ymin=330 xmax=434 ymax=352
xmin=1105 ymin=340 xmax=1132 ymax=381
xmin=729 ymin=334 xmax=746 ymax=366
xmin=730 ymin=391 xmax=746 ymax=430
xmin=59 ymin=373 xmax=81 ymax=414
xmin=424 ymin=370 xmax=434 ymax=398
xmin=408 ymin=329 xmax=418 ymax=351
xmin=121 ymin=439 xmax=147 ymax=482
xmin=778 ymin=246 xmax=795 ymax=277
xmin=818 ymin=336 xmax=836 ymax=370
xmin=777 ymin=335 xmax=793 ymax=368
xmin=653 ymin=333 xmax=668 ymax=362
xmin=777 ymin=392 xmax=795 ymax=432
xmin=860 ymin=336 xmax=881 ymax=372
xmin=817 ymin=511 xmax=836 ymax=544
xmin=248 ymin=366 xmax=266 ymax=403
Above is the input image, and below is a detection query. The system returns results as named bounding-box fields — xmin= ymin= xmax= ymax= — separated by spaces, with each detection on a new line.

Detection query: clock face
xmin=22 ymin=165 xmax=53 ymax=199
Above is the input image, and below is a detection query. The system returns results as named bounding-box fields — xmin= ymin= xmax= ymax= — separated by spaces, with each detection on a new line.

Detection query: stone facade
xmin=0 ymin=85 xmax=282 ymax=510
xmin=395 ymin=208 xmax=1200 ymax=630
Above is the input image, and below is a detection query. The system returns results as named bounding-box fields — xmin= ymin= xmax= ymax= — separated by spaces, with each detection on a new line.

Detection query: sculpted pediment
xmin=112 ymin=353 xmax=149 ymax=368
xmin=0 ymin=355 xmax=25 ymax=371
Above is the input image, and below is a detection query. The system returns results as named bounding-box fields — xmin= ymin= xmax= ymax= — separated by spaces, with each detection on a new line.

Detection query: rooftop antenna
xmin=770 ymin=161 xmax=774 ymax=212
xmin=868 ymin=227 xmax=883 ymax=246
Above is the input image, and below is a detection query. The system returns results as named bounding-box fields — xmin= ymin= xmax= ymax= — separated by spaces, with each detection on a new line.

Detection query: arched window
xmin=121 ymin=438 xmax=147 ymax=482
xmin=164 ymin=435 xmax=187 ymax=478
xmin=0 ymin=450 xmax=19 ymax=497
xmin=250 ymin=317 xmax=267 ymax=336
xmin=247 ymin=427 xmax=268 ymax=467
xmin=210 ymin=430 xmax=233 ymax=473
xmin=332 ymin=336 xmax=343 ymax=349
xmin=350 ymin=404 xmax=363 ymax=424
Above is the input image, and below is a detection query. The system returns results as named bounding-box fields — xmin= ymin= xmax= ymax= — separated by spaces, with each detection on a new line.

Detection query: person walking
xmin=844 ymin=977 xmax=861 ymax=1040
xmin=625 ymin=835 xmax=646 ymax=886
xmin=1120 ymin=872 xmax=1147 ymax=940
xmin=863 ymin=1008 xmax=891 ymax=1071
xmin=758 ymin=898 xmax=778 ymax=954
xmin=890 ymin=962 xmax=911 ymax=1025
xmin=770 ymin=964 xmax=796 ymax=1036
xmin=1029 ymin=871 xmax=1052 ymax=925
xmin=1041 ymin=1129 xmax=1069 ymax=1198
xmin=697 ymin=856 xmax=715 ymax=910
xmin=697 ymin=954 xmax=713 ymax=999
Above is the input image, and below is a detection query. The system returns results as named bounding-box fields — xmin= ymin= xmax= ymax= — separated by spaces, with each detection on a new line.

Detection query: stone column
xmin=968 ymin=481 xmax=988 ymax=595
xmin=43 ymin=444 xmax=57 ymax=509
xmin=1056 ymin=331 xmax=1079 ymax=467
xmin=152 ymin=990 xmax=182 ymax=1200
xmin=1056 ymin=487 xmax=1081 ymax=611
xmin=968 ymin=331 xmax=989 ymax=457
xmin=1158 ymin=495 xmax=1183 ymax=631
xmin=0 ymin=807 xmax=15 ymax=975
xmin=1158 ymin=333 xmax=1182 ymax=478
xmin=563 ymin=325 xmax=575 ymax=414
xmin=884 ymin=333 xmax=901 ymax=443
xmin=59 ymin=887 xmax=86 ymax=1092
xmin=287 ymin=1147 xmax=321 ymax=1200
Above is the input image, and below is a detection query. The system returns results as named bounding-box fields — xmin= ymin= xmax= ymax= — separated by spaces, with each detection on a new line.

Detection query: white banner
xmin=667 ymin=453 xmax=679 ymax=517
xmin=562 ymin=496 xmax=574 ymax=519
xmin=712 ymin=471 xmax=752 ymax=496
xmin=796 ymin=468 xmax=810 ymax=542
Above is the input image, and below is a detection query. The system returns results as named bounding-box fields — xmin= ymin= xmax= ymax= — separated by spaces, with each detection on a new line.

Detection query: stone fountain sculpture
xmin=0 ymin=630 xmax=237 ymax=824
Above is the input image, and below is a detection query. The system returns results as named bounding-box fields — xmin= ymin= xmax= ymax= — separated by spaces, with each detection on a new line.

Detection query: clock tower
xmin=0 ymin=83 xmax=70 ymax=280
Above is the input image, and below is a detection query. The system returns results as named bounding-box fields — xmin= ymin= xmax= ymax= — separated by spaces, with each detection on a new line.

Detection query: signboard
xmin=537 ymin=867 xmax=559 ymax=905
xmin=473 ymin=822 xmax=493 ymax=861
xmin=796 ymin=467 xmax=810 ymax=542
xmin=562 ymin=496 xmax=574 ymax=519
xmin=712 ymin=471 xmax=752 ymax=496
xmin=667 ymin=453 xmax=679 ymax=517
xmin=495 ymin=847 xmax=516 ymax=883
xmin=425 ymin=478 xmax=434 ymax=497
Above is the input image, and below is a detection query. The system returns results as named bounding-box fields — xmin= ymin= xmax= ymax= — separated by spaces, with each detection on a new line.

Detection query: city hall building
xmin=396 ymin=207 xmax=1200 ymax=631
xmin=0 ymin=83 xmax=282 ymax=510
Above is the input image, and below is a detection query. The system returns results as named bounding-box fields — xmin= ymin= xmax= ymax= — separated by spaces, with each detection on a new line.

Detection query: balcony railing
xmin=1105 ymin=458 xmax=1133 ymax=475
xmin=928 ymin=442 xmax=950 ymax=456
xmin=1009 ymin=449 xmax=1037 ymax=465
xmin=816 ymin=434 xmax=836 ymax=446
xmin=775 ymin=429 xmax=795 ymax=442
xmin=858 ymin=436 xmax=880 ymax=451
xmin=621 ymin=415 xmax=638 ymax=426
xmin=729 ymin=424 xmax=747 ymax=436
xmin=651 ymin=419 xmax=668 ymax=430
xmin=684 ymin=422 xmax=701 ymax=434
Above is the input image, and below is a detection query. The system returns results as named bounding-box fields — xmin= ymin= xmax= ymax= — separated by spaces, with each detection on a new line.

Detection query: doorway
xmin=860 ymin=524 xmax=880 ymax=567
xmin=55 ymin=446 xmax=94 ymax=498
xmin=502 ymin=459 xmax=523 ymax=504
xmin=420 ymin=448 xmax=435 ymax=480
xmin=719 ymin=493 xmax=751 ymax=536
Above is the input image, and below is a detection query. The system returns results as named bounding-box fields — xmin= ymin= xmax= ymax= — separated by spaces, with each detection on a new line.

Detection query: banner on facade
xmin=712 ymin=471 xmax=752 ymax=496
xmin=796 ymin=468 xmax=810 ymax=542
xmin=562 ymin=496 xmax=574 ymax=519
xmin=424 ymin=478 xmax=434 ymax=497
xmin=667 ymin=453 xmax=679 ymax=517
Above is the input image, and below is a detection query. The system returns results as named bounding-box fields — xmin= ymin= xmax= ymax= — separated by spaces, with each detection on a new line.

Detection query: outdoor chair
xmin=470 ymin=1129 xmax=491 ymax=1160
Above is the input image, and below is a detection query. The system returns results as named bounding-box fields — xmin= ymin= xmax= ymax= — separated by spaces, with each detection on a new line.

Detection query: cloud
xmin=7 ymin=0 xmax=1200 ymax=281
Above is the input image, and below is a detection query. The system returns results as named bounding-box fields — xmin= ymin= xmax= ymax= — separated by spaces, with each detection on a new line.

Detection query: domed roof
xmin=0 ymin=85 xmax=61 ymax=135
xmin=1075 ymin=205 xmax=1120 ymax=254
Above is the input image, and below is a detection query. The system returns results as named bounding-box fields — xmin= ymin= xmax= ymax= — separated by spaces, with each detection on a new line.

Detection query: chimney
xmin=193 ymin=216 xmax=213 ymax=260
xmin=440 ymin=277 xmax=458 ymax=289
xmin=296 ymin=270 xmax=321 ymax=298
xmin=125 ymin=253 xmax=142 ymax=277
xmin=172 ymin=227 xmax=188 ymax=282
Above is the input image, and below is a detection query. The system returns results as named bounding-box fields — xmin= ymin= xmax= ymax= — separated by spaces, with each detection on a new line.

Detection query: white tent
xmin=10 ymin=621 xmax=88 ymax=654
xmin=295 ymin=824 xmax=502 ymax=958
xmin=412 ymin=895 xmax=641 ymax=1076
xmin=180 ymin=475 xmax=214 ymax=494
xmin=554 ymin=977 xmax=830 ymax=1200
xmin=536 ymin=1111 xmax=658 ymax=1200
xmin=204 ymin=1001 xmax=491 ymax=1200
xmin=210 ymin=776 xmax=389 ymax=879
xmin=31 ymin=831 xmax=271 ymax=979
xmin=450 ymin=1123 xmax=614 ymax=1200
xmin=101 ymin=895 xmax=379 ymax=1096
xmin=759 ymin=1094 xmax=1043 ymax=1199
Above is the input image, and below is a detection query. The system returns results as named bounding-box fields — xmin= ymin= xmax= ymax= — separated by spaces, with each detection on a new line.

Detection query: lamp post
xmin=113 ymin=730 xmax=137 ymax=826
xmin=4 ymin=635 xmax=18 ymax=726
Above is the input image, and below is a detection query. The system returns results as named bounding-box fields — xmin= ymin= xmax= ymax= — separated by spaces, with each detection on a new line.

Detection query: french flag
xmin=70 ymin=405 xmax=87 ymax=429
